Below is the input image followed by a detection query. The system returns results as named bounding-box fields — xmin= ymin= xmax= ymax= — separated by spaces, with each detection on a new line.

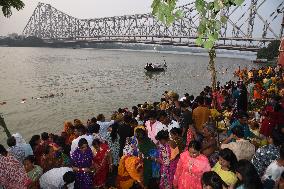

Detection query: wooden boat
xmin=144 ymin=62 xmax=167 ymax=72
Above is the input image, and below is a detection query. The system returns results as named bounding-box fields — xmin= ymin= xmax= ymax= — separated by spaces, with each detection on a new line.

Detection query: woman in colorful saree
xmin=123 ymin=126 xmax=145 ymax=156
xmin=155 ymin=130 xmax=177 ymax=189
xmin=116 ymin=155 xmax=144 ymax=189
xmin=63 ymin=121 xmax=76 ymax=145
xmin=71 ymin=138 xmax=94 ymax=189
xmin=136 ymin=128 xmax=160 ymax=187
xmin=0 ymin=144 xmax=31 ymax=189
xmin=92 ymin=138 xmax=112 ymax=188
xmin=173 ymin=140 xmax=211 ymax=189
xmin=23 ymin=155 xmax=43 ymax=189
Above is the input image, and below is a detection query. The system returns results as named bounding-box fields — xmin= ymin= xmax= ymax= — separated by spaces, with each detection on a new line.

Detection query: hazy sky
xmin=0 ymin=0 xmax=282 ymax=37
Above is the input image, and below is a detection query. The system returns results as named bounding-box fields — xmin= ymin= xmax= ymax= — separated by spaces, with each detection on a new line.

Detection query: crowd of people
xmin=1 ymin=65 xmax=284 ymax=189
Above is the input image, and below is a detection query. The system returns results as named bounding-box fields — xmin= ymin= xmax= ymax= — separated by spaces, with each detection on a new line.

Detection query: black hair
xmin=90 ymin=117 xmax=97 ymax=123
xmin=92 ymin=138 xmax=101 ymax=146
xmin=232 ymin=126 xmax=244 ymax=138
xmin=135 ymin=128 xmax=147 ymax=140
xmin=78 ymin=138 xmax=88 ymax=148
xmin=188 ymin=140 xmax=201 ymax=151
xmin=196 ymin=96 xmax=205 ymax=105
xmin=180 ymin=101 xmax=187 ymax=108
xmin=110 ymin=122 xmax=119 ymax=142
xmin=54 ymin=136 xmax=66 ymax=147
xmin=147 ymin=110 xmax=157 ymax=119
xmin=235 ymin=159 xmax=263 ymax=189
xmin=280 ymin=145 xmax=284 ymax=159
xmin=158 ymin=110 xmax=168 ymax=119
xmin=201 ymin=171 xmax=228 ymax=189
xmin=24 ymin=155 xmax=36 ymax=164
xmin=130 ymin=118 xmax=138 ymax=126
xmin=219 ymin=148 xmax=238 ymax=172
xmin=160 ymin=98 xmax=166 ymax=102
xmin=124 ymin=114 xmax=133 ymax=124
xmin=63 ymin=171 xmax=76 ymax=188
xmin=43 ymin=145 xmax=53 ymax=155
xmin=0 ymin=144 xmax=7 ymax=156
xmin=7 ymin=136 xmax=16 ymax=147
xmin=87 ymin=123 xmax=100 ymax=134
xmin=155 ymin=130 xmax=169 ymax=141
xmin=29 ymin=135 xmax=40 ymax=150
xmin=132 ymin=106 xmax=139 ymax=118
xmin=75 ymin=125 xmax=87 ymax=135
xmin=271 ymin=131 xmax=281 ymax=146
xmin=170 ymin=127 xmax=182 ymax=136
xmin=238 ymin=111 xmax=249 ymax=119
xmin=41 ymin=132 xmax=49 ymax=141
xmin=97 ymin=114 xmax=105 ymax=121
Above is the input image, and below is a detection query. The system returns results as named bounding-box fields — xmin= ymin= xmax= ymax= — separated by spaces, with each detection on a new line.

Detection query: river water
xmin=0 ymin=46 xmax=256 ymax=143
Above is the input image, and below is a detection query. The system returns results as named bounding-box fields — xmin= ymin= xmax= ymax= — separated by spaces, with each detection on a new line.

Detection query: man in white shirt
xmin=39 ymin=167 xmax=75 ymax=189
xmin=96 ymin=114 xmax=114 ymax=140
xmin=70 ymin=125 xmax=93 ymax=155
xmin=263 ymin=145 xmax=284 ymax=186
xmin=158 ymin=111 xmax=180 ymax=133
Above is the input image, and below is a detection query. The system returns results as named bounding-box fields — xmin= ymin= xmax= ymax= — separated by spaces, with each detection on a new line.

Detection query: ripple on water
xmin=0 ymin=47 xmax=257 ymax=144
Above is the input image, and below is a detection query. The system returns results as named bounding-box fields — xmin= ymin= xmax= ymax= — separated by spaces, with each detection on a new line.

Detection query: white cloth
xmin=97 ymin=120 xmax=114 ymax=139
xmin=39 ymin=167 xmax=74 ymax=189
xmin=180 ymin=97 xmax=187 ymax=101
xmin=167 ymin=120 xmax=180 ymax=132
xmin=263 ymin=160 xmax=284 ymax=181
xmin=70 ymin=134 xmax=94 ymax=155
xmin=158 ymin=120 xmax=180 ymax=133
xmin=12 ymin=133 xmax=33 ymax=157
xmin=145 ymin=120 xmax=165 ymax=144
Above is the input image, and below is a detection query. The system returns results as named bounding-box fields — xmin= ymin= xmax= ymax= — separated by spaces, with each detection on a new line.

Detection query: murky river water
xmin=0 ymin=46 xmax=256 ymax=143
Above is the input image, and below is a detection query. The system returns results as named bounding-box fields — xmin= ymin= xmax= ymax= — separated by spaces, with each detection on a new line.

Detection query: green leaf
xmin=215 ymin=20 xmax=222 ymax=30
xmin=198 ymin=21 xmax=207 ymax=34
xmin=195 ymin=0 xmax=206 ymax=13
xmin=208 ymin=2 xmax=214 ymax=10
xmin=220 ymin=16 xmax=228 ymax=24
xmin=234 ymin=0 xmax=245 ymax=6
xmin=204 ymin=40 xmax=214 ymax=49
xmin=151 ymin=0 xmax=160 ymax=15
xmin=166 ymin=14 xmax=175 ymax=26
xmin=175 ymin=10 xmax=183 ymax=19
xmin=214 ymin=0 xmax=221 ymax=11
xmin=213 ymin=32 xmax=219 ymax=40
xmin=196 ymin=37 xmax=203 ymax=46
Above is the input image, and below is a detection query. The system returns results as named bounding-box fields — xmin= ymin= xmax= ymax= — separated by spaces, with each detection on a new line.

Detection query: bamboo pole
xmin=0 ymin=115 xmax=12 ymax=138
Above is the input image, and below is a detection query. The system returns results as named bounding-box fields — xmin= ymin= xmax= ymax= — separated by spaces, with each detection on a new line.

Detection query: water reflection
xmin=144 ymin=70 xmax=166 ymax=79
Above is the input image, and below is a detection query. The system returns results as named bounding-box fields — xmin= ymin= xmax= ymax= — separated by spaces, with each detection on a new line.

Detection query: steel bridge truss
xmin=22 ymin=0 xmax=284 ymax=47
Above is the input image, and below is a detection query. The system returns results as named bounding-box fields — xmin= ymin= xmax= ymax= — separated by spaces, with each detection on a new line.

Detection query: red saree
xmin=93 ymin=143 xmax=110 ymax=188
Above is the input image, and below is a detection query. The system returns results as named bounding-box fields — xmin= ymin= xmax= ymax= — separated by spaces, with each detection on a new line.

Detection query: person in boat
xmin=163 ymin=60 xmax=167 ymax=68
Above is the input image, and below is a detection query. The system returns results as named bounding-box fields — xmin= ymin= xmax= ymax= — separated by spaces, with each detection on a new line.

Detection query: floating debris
xmin=0 ymin=102 xmax=7 ymax=105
